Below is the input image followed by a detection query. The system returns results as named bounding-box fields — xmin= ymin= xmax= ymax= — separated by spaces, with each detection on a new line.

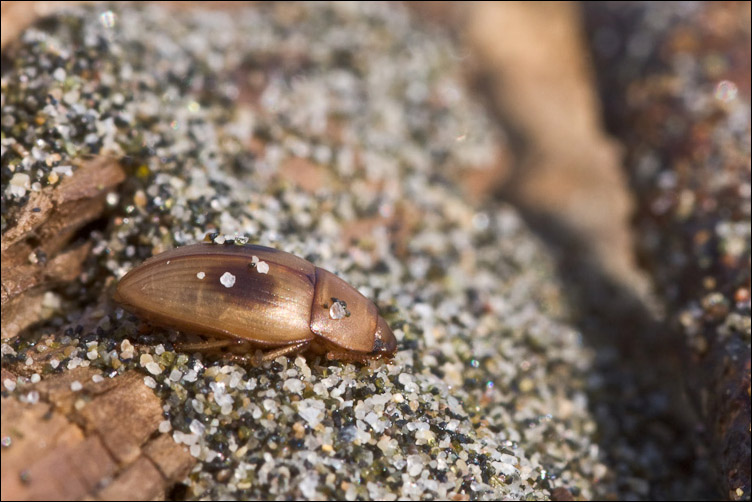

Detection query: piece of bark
xmin=95 ymin=456 xmax=166 ymax=501
xmin=1 ymin=396 xmax=111 ymax=501
xmin=1 ymin=156 xmax=125 ymax=340
xmin=464 ymin=2 xmax=648 ymax=300
xmin=142 ymin=434 xmax=196 ymax=483
xmin=1 ymin=244 xmax=92 ymax=340
xmin=1 ymin=369 xmax=195 ymax=501
xmin=76 ymin=371 xmax=164 ymax=465
xmin=0 ymin=2 xmax=69 ymax=49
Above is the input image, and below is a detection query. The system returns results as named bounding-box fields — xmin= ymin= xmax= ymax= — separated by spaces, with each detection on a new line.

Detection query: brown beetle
xmin=113 ymin=242 xmax=397 ymax=362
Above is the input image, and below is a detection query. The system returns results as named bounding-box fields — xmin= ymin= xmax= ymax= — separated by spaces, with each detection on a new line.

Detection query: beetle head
xmin=370 ymin=316 xmax=397 ymax=357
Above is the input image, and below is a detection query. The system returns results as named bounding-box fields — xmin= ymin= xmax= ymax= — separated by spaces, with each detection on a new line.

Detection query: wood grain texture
xmin=1 ymin=369 xmax=194 ymax=501
xmin=1 ymin=156 xmax=125 ymax=340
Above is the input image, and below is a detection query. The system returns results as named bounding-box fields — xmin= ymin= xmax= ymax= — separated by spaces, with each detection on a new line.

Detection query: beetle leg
xmin=174 ymin=339 xmax=239 ymax=353
xmin=325 ymin=350 xmax=373 ymax=363
xmin=259 ymin=340 xmax=312 ymax=363
xmin=225 ymin=341 xmax=313 ymax=366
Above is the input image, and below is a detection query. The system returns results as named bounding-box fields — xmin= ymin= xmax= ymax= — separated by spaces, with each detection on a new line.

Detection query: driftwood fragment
xmin=465 ymin=2 xmax=645 ymax=297
xmin=1 ymin=369 xmax=195 ymax=501
xmin=1 ymin=156 xmax=125 ymax=339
